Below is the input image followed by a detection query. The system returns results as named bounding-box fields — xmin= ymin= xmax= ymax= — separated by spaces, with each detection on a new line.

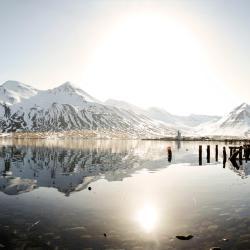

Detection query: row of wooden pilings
xmin=167 ymin=144 xmax=250 ymax=166
xmin=198 ymin=145 xmax=227 ymax=166
xmin=228 ymin=145 xmax=250 ymax=166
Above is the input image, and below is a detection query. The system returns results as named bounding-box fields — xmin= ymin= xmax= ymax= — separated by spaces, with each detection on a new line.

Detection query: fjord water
xmin=0 ymin=139 xmax=250 ymax=250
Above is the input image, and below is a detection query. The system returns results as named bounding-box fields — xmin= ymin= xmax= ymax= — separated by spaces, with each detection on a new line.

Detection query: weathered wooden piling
xmin=229 ymin=148 xmax=240 ymax=170
xmin=245 ymin=146 xmax=250 ymax=163
xmin=247 ymin=148 xmax=249 ymax=162
xmin=167 ymin=146 xmax=172 ymax=162
xmin=223 ymin=146 xmax=227 ymax=168
xmin=207 ymin=145 xmax=210 ymax=163
xmin=215 ymin=145 xmax=218 ymax=162
xmin=223 ymin=147 xmax=227 ymax=159
xmin=239 ymin=146 xmax=243 ymax=165
xmin=230 ymin=147 xmax=233 ymax=157
xmin=199 ymin=145 xmax=202 ymax=165
xmin=244 ymin=147 xmax=247 ymax=162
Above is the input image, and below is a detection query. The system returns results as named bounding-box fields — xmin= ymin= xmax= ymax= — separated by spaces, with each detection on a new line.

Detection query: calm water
xmin=0 ymin=139 xmax=250 ymax=250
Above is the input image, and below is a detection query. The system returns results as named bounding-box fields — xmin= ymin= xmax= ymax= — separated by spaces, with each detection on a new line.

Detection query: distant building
xmin=177 ymin=130 xmax=181 ymax=141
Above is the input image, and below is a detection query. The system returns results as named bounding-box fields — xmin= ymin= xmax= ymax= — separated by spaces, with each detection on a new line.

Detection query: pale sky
xmin=0 ymin=0 xmax=250 ymax=115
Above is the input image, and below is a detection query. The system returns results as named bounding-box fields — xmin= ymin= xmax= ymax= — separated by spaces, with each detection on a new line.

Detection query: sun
xmin=89 ymin=10 xmax=204 ymax=79
xmin=84 ymin=9 xmax=212 ymax=114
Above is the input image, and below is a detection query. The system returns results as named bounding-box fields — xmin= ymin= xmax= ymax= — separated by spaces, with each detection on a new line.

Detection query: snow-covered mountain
xmin=105 ymin=99 xmax=250 ymax=137
xmin=105 ymin=99 xmax=146 ymax=115
xmin=0 ymin=81 xmax=175 ymax=137
xmin=2 ymin=80 xmax=249 ymax=138
xmin=197 ymin=103 xmax=250 ymax=137
xmin=105 ymin=99 xmax=220 ymax=128
xmin=146 ymin=107 xmax=220 ymax=127
xmin=0 ymin=80 xmax=38 ymax=105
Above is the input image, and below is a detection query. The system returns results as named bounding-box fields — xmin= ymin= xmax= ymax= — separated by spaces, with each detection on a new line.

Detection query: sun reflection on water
xmin=136 ymin=204 xmax=158 ymax=233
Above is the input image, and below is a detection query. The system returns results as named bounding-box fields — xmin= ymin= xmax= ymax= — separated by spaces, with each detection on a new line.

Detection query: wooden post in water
xmin=230 ymin=147 xmax=233 ymax=157
xmin=167 ymin=146 xmax=172 ymax=163
xmin=244 ymin=146 xmax=247 ymax=163
xmin=215 ymin=145 xmax=218 ymax=162
xmin=246 ymin=147 xmax=250 ymax=163
xmin=199 ymin=145 xmax=202 ymax=165
xmin=223 ymin=146 xmax=227 ymax=168
xmin=223 ymin=147 xmax=227 ymax=159
xmin=239 ymin=146 xmax=243 ymax=165
xmin=207 ymin=145 xmax=210 ymax=163
xmin=248 ymin=148 xmax=250 ymax=162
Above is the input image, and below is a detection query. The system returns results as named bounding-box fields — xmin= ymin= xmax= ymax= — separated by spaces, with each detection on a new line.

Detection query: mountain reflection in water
xmin=0 ymin=139 xmax=250 ymax=250
xmin=0 ymin=139 xmax=197 ymax=196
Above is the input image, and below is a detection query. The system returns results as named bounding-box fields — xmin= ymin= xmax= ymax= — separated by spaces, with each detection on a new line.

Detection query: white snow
xmin=0 ymin=80 xmax=38 ymax=105
xmin=0 ymin=81 xmax=176 ymax=137
xmin=196 ymin=103 xmax=250 ymax=137
xmin=1 ymin=80 xmax=250 ymax=138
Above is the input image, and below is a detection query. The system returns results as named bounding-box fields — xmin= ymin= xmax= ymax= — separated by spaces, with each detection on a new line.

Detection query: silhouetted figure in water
xmin=223 ymin=147 xmax=227 ymax=168
xmin=167 ymin=147 xmax=172 ymax=162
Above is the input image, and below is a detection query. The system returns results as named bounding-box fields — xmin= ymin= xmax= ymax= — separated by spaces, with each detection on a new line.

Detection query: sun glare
xmin=84 ymin=9 xmax=217 ymax=114
xmin=136 ymin=204 xmax=158 ymax=233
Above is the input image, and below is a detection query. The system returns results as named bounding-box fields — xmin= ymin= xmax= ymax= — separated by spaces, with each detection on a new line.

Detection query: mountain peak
xmin=60 ymin=81 xmax=76 ymax=88
xmin=53 ymin=82 xmax=78 ymax=92
xmin=0 ymin=80 xmax=38 ymax=105
xmin=2 ymin=80 xmax=37 ymax=91
xmin=48 ymin=82 xmax=99 ymax=103
xmin=2 ymin=80 xmax=22 ymax=87
xmin=233 ymin=102 xmax=250 ymax=113
xmin=238 ymin=102 xmax=249 ymax=109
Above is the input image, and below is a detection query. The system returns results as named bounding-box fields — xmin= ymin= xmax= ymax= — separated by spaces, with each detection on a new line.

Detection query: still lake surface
xmin=0 ymin=139 xmax=250 ymax=250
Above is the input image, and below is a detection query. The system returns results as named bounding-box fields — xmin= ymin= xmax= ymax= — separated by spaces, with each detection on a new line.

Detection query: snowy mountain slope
xmin=47 ymin=81 xmax=99 ymax=104
xmin=0 ymin=81 xmax=175 ymax=137
xmin=196 ymin=103 xmax=250 ymax=137
xmin=146 ymin=107 xmax=220 ymax=127
xmin=0 ymin=80 xmax=38 ymax=105
xmin=219 ymin=103 xmax=250 ymax=128
xmin=105 ymin=99 xmax=220 ymax=128
xmin=105 ymin=99 xmax=146 ymax=115
xmin=7 ymin=80 xmax=249 ymax=138
xmin=9 ymin=81 xmax=99 ymax=112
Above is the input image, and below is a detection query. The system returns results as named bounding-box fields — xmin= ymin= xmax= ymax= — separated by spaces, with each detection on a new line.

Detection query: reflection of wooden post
xmin=215 ymin=145 xmax=218 ymax=162
xmin=4 ymin=159 xmax=10 ymax=173
xmin=199 ymin=145 xmax=202 ymax=165
xmin=239 ymin=146 xmax=243 ymax=165
xmin=207 ymin=145 xmax=210 ymax=163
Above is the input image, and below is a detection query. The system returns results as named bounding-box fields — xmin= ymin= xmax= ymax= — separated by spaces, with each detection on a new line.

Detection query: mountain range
xmin=0 ymin=81 xmax=174 ymax=138
xmin=0 ymin=80 xmax=249 ymax=138
xmin=196 ymin=102 xmax=250 ymax=137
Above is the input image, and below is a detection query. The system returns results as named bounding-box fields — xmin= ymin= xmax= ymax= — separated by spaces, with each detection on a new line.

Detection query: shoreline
xmin=142 ymin=137 xmax=250 ymax=142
